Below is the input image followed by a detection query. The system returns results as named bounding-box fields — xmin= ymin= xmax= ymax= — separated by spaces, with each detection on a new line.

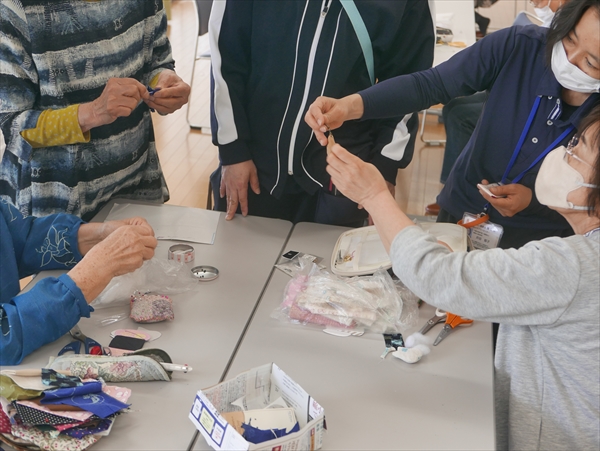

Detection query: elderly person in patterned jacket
xmin=0 ymin=0 xmax=190 ymax=220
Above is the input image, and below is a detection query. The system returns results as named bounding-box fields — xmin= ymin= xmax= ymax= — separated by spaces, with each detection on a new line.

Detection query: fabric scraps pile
xmin=0 ymin=369 xmax=130 ymax=451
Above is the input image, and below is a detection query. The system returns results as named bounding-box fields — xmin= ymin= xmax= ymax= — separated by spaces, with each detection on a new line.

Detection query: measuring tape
xmin=168 ymin=244 xmax=195 ymax=263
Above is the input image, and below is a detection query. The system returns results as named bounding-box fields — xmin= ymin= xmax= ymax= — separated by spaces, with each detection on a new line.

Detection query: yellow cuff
xmin=149 ymin=73 xmax=161 ymax=89
xmin=21 ymin=105 xmax=90 ymax=148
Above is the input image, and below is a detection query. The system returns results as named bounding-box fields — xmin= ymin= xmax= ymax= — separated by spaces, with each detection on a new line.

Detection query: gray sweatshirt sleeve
xmin=390 ymin=226 xmax=580 ymax=325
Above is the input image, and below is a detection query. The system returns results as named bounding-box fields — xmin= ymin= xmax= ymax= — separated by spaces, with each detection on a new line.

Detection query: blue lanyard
xmin=501 ymin=96 xmax=575 ymax=185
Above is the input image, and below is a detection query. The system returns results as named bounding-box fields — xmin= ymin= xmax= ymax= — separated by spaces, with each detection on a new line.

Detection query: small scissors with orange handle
xmin=433 ymin=313 xmax=473 ymax=346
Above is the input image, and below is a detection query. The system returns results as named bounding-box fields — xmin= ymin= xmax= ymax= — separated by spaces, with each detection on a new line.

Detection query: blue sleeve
xmin=359 ymin=27 xmax=520 ymax=120
xmin=0 ymin=274 xmax=93 ymax=365
xmin=1 ymin=200 xmax=84 ymax=278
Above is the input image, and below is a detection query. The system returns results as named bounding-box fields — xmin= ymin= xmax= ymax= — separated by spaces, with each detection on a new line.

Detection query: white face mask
xmin=534 ymin=4 xmax=554 ymax=27
xmin=535 ymin=146 xmax=598 ymax=210
xmin=551 ymin=41 xmax=600 ymax=93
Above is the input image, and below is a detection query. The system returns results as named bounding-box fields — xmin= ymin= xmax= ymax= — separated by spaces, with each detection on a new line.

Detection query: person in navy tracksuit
xmin=209 ymin=0 xmax=435 ymax=225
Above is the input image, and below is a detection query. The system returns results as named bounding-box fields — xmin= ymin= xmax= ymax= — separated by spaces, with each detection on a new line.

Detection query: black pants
xmin=210 ymin=167 xmax=368 ymax=227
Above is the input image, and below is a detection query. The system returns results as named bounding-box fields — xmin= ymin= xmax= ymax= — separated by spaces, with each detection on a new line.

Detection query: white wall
xmin=434 ymin=0 xmax=476 ymax=45
xmin=481 ymin=0 xmax=539 ymax=31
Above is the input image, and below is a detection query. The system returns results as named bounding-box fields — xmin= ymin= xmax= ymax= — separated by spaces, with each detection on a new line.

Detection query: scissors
xmin=433 ymin=313 xmax=473 ymax=346
xmin=58 ymin=325 xmax=104 ymax=356
xmin=418 ymin=308 xmax=447 ymax=335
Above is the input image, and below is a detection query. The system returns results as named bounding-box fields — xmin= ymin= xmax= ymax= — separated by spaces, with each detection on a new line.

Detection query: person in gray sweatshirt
xmin=320 ymin=105 xmax=600 ymax=450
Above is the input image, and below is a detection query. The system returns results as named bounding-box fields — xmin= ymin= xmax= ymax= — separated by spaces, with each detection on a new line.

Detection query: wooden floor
xmin=154 ymin=0 xmax=446 ymax=215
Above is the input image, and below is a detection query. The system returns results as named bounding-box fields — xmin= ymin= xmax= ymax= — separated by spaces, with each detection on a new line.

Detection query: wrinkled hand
xmin=144 ymin=70 xmax=191 ymax=115
xmin=86 ymin=225 xmax=157 ymax=277
xmin=326 ymin=144 xmax=388 ymax=207
xmin=305 ymin=94 xmax=364 ymax=146
xmin=220 ymin=161 xmax=260 ymax=220
xmin=78 ymin=78 xmax=148 ymax=132
xmin=478 ymin=179 xmax=532 ymax=217
xmin=96 ymin=217 xmax=153 ymax=240
xmin=69 ymin=225 xmax=157 ymax=302
xmin=77 ymin=217 xmax=154 ymax=255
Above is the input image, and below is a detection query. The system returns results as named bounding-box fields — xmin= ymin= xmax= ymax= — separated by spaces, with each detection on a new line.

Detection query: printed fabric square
xmin=0 ymin=405 xmax=11 ymax=433
xmin=11 ymin=424 xmax=99 ymax=451
xmin=12 ymin=402 xmax=77 ymax=426
xmin=130 ymin=292 xmax=174 ymax=323
xmin=41 ymin=382 xmax=129 ymax=419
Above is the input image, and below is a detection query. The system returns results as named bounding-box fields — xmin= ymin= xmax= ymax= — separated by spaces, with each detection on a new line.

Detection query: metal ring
xmin=191 ymin=265 xmax=219 ymax=281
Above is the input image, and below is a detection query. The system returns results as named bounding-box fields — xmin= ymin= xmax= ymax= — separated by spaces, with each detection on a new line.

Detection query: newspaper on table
xmin=189 ymin=363 xmax=326 ymax=451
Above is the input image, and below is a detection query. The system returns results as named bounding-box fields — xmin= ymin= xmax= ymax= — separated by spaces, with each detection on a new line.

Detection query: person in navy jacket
xmin=209 ymin=0 xmax=435 ymax=226
xmin=306 ymin=0 xmax=600 ymax=248
xmin=0 ymin=200 xmax=157 ymax=365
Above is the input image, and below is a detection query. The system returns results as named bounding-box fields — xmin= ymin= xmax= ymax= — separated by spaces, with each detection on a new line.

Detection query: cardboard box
xmin=189 ymin=363 xmax=326 ymax=451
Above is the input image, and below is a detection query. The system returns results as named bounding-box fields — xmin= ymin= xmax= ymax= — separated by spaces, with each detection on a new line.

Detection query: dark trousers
xmin=210 ymin=167 xmax=368 ymax=227
xmin=441 ymin=93 xmax=487 ymax=183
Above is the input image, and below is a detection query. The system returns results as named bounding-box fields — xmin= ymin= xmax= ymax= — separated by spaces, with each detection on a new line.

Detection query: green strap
xmin=340 ymin=0 xmax=375 ymax=85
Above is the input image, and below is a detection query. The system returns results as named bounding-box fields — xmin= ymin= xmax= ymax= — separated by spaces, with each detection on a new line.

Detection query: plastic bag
xmin=91 ymin=258 xmax=197 ymax=309
xmin=391 ymin=277 xmax=420 ymax=331
xmin=272 ymin=262 xmax=418 ymax=334
xmin=274 ymin=252 xmax=323 ymax=277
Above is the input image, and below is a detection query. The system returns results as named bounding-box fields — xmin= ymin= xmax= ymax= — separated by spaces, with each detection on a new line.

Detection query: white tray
xmin=330 ymin=223 xmax=467 ymax=277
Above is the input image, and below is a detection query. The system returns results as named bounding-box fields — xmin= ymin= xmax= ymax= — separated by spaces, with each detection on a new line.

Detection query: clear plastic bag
xmin=274 ymin=252 xmax=323 ymax=277
xmin=91 ymin=258 xmax=198 ymax=309
xmin=272 ymin=262 xmax=419 ymax=334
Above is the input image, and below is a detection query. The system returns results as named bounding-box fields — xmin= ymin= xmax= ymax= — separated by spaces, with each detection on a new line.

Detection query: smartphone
xmin=477 ymin=182 xmax=506 ymax=199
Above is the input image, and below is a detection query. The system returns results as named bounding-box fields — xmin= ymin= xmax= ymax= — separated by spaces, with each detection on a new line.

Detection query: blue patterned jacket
xmin=0 ymin=200 xmax=92 ymax=365
xmin=0 ymin=0 xmax=175 ymax=221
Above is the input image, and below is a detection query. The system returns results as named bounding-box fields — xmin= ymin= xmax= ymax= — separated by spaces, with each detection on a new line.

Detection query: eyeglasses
xmin=564 ymin=135 xmax=594 ymax=169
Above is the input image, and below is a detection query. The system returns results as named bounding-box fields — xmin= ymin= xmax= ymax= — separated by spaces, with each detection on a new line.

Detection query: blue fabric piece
xmin=243 ymin=422 xmax=300 ymax=444
xmin=0 ymin=200 xmax=92 ymax=365
xmin=62 ymin=419 xmax=112 ymax=438
xmin=359 ymin=25 xmax=599 ymax=231
xmin=41 ymin=369 xmax=83 ymax=388
xmin=41 ymin=382 xmax=129 ymax=419
xmin=42 ymin=381 xmax=103 ymax=399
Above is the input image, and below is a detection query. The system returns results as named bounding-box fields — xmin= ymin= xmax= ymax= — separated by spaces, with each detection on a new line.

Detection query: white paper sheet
xmin=105 ymin=203 xmax=220 ymax=244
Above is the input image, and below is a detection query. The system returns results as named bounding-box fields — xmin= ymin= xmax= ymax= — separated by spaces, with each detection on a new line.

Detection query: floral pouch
xmin=130 ymin=292 xmax=174 ymax=323
xmin=47 ymin=349 xmax=173 ymax=382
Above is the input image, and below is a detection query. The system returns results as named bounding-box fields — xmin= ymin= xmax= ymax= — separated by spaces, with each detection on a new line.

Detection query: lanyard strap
xmin=340 ymin=0 xmax=375 ymax=86
xmin=511 ymin=125 xmax=574 ymax=184
xmin=501 ymin=96 xmax=575 ymax=184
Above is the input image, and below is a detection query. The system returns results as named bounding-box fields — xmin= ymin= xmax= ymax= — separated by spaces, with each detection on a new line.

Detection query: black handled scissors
xmin=58 ymin=325 xmax=104 ymax=356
